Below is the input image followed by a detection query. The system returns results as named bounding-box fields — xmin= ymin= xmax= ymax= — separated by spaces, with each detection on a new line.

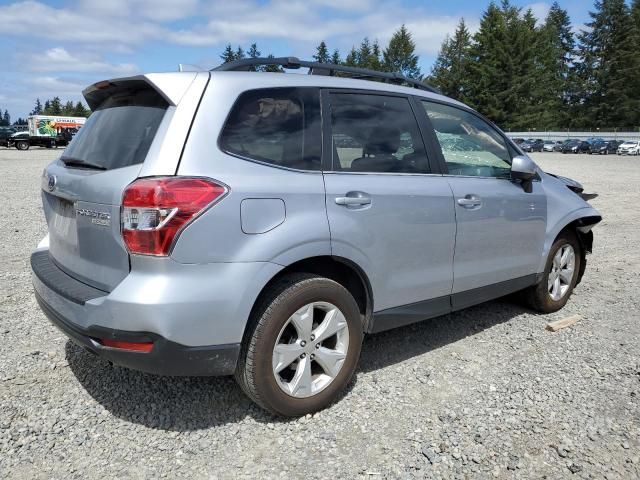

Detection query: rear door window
xmin=219 ymin=88 xmax=322 ymax=171
xmin=62 ymin=81 xmax=168 ymax=170
xmin=329 ymin=93 xmax=430 ymax=173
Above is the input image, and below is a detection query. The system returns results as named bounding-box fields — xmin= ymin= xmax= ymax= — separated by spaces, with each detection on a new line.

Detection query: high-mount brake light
xmin=121 ymin=177 xmax=227 ymax=256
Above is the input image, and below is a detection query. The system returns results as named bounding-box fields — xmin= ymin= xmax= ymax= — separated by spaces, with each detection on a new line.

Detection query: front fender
xmin=537 ymin=206 xmax=601 ymax=273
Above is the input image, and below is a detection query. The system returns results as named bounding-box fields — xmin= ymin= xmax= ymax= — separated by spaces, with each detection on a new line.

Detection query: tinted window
xmin=329 ymin=93 xmax=429 ymax=173
xmin=422 ymin=101 xmax=511 ymax=178
xmin=62 ymin=82 xmax=168 ymax=170
xmin=220 ymin=88 xmax=321 ymax=171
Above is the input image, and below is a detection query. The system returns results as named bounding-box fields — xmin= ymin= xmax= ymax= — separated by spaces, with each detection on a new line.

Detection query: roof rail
xmin=211 ymin=57 xmax=441 ymax=94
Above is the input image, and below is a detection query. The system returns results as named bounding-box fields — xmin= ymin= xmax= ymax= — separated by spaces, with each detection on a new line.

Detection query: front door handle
xmin=457 ymin=195 xmax=482 ymax=208
xmin=335 ymin=192 xmax=371 ymax=207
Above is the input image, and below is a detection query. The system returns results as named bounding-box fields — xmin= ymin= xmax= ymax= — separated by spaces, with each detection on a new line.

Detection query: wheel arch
xmin=247 ymin=256 xmax=374 ymax=335
xmin=546 ymin=212 xmax=601 ymax=285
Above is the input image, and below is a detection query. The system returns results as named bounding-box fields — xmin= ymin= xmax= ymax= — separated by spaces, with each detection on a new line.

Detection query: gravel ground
xmin=0 ymin=147 xmax=638 ymax=479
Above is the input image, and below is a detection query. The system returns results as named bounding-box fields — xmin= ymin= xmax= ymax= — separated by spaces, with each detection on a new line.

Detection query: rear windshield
xmin=62 ymin=82 xmax=168 ymax=170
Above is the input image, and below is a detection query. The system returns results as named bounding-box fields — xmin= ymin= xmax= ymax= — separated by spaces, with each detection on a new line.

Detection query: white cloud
xmin=0 ymin=1 xmax=164 ymax=48
xmin=24 ymin=48 xmax=138 ymax=75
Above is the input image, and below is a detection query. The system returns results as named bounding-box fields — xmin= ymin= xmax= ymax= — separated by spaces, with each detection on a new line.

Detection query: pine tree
xmin=43 ymin=100 xmax=51 ymax=112
xmin=370 ymin=40 xmax=383 ymax=71
xmin=0 ymin=110 xmax=8 ymax=126
xmin=534 ymin=2 xmax=576 ymax=128
xmin=383 ymin=25 xmax=421 ymax=78
xmin=330 ymin=49 xmax=341 ymax=64
xmin=220 ymin=44 xmax=236 ymax=63
xmin=430 ymin=19 xmax=472 ymax=100
xmin=235 ymin=46 xmax=245 ymax=61
xmin=73 ymin=102 xmax=89 ymax=117
xmin=313 ymin=41 xmax=330 ymax=63
xmin=48 ymin=97 xmax=62 ymax=115
xmin=62 ymin=101 xmax=74 ymax=115
xmin=344 ymin=46 xmax=358 ymax=67
xmin=31 ymin=98 xmax=43 ymax=115
xmin=247 ymin=43 xmax=261 ymax=71
xmin=575 ymin=0 xmax=636 ymax=127
xmin=264 ymin=54 xmax=284 ymax=73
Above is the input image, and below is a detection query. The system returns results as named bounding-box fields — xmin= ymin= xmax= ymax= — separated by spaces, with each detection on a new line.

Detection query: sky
xmin=0 ymin=0 xmax=592 ymax=120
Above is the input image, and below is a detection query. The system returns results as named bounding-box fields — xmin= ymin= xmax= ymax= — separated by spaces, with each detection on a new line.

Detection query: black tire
xmin=522 ymin=231 xmax=582 ymax=313
xmin=15 ymin=141 xmax=29 ymax=150
xmin=235 ymin=273 xmax=363 ymax=416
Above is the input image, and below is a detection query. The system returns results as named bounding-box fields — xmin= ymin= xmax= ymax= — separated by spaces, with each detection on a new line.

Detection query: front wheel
xmin=15 ymin=141 xmax=29 ymax=150
xmin=522 ymin=231 xmax=581 ymax=313
xmin=235 ymin=273 xmax=363 ymax=416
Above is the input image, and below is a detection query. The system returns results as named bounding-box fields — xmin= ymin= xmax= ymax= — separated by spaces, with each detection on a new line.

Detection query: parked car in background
xmin=511 ymin=137 xmax=525 ymax=145
xmin=8 ymin=128 xmax=79 ymax=150
xmin=543 ymin=140 xmax=559 ymax=152
xmin=617 ymin=141 xmax=640 ymax=155
xmin=0 ymin=126 xmax=16 ymax=147
xmin=560 ymin=140 xmax=591 ymax=154
xmin=590 ymin=141 xmax=618 ymax=155
xmin=521 ymin=138 xmax=545 ymax=152
xmin=585 ymin=137 xmax=605 ymax=145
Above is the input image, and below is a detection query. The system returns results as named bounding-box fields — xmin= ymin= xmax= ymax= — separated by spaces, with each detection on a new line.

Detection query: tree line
xmin=30 ymin=98 xmax=91 ymax=118
xmin=430 ymin=0 xmax=640 ymax=130
xmin=221 ymin=0 xmax=640 ymax=131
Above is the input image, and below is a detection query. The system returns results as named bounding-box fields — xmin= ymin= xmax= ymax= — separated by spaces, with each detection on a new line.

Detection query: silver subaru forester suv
xmin=31 ymin=57 xmax=601 ymax=416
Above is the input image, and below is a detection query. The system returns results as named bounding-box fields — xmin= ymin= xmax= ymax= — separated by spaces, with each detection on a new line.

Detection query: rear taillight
xmin=99 ymin=338 xmax=154 ymax=352
xmin=122 ymin=177 xmax=227 ymax=256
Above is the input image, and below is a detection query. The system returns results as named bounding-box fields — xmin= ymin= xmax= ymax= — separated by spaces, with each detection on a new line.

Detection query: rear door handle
xmin=335 ymin=192 xmax=371 ymax=206
xmin=457 ymin=195 xmax=482 ymax=208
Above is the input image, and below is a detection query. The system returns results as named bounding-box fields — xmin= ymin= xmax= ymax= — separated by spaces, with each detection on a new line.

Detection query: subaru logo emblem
xmin=47 ymin=174 xmax=57 ymax=192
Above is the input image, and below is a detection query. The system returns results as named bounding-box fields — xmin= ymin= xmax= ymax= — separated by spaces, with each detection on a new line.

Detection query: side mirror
xmin=511 ymin=155 xmax=537 ymax=192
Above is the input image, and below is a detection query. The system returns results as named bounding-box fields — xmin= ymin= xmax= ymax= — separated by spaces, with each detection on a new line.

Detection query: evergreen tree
xmin=383 ymin=25 xmax=421 ymax=78
xmin=534 ymin=2 xmax=576 ymax=128
xmin=14 ymin=118 xmax=27 ymax=125
xmin=430 ymin=18 xmax=472 ymax=100
xmin=247 ymin=43 xmax=262 ymax=71
xmin=330 ymin=49 xmax=341 ymax=64
xmin=0 ymin=110 xmax=8 ymax=126
xmin=575 ymin=0 xmax=637 ymax=127
xmin=220 ymin=44 xmax=236 ymax=63
xmin=73 ymin=101 xmax=90 ymax=117
xmin=47 ymin=97 xmax=62 ymax=115
xmin=264 ymin=54 xmax=284 ymax=73
xmin=235 ymin=46 xmax=245 ymax=61
xmin=43 ymin=100 xmax=51 ymax=112
xmin=31 ymin=98 xmax=43 ymax=115
xmin=344 ymin=46 xmax=358 ymax=67
xmin=62 ymin=101 xmax=75 ymax=115
xmin=313 ymin=41 xmax=330 ymax=63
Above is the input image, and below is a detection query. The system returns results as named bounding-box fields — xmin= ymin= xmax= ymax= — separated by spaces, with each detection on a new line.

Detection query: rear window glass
xmin=61 ymin=82 xmax=168 ymax=170
xmin=219 ymin=88 xmax=322 ymax=171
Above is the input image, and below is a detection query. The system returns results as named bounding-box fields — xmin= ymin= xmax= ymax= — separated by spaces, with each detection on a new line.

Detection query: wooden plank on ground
xmin=546 ymin=314 xmax=582 ymax=332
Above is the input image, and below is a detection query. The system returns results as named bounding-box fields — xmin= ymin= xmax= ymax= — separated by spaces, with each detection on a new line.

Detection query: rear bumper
xmin=31 ymin=248 xmax=282 ymax=376
xmin=35 ymin=290 xmax=240 ymax=376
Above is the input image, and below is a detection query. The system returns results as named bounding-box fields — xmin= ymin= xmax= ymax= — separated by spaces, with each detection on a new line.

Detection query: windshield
xmin=62 ymin=83 xmax=168 ymax=170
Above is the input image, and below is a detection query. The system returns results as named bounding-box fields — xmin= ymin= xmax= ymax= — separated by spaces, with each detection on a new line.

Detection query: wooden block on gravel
xmin=546 ymin=315 xmax=582 ymax=332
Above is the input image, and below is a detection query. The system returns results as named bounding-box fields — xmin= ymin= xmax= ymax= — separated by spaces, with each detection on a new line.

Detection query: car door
xmin=322 ymin=91 xmax=456 ymax=328
xmin=419 ymin=100 xmax=547 ymax=305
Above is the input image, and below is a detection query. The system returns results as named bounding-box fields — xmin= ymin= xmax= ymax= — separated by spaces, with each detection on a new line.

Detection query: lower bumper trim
xmin=35 ymin=291 xmax=240 ymax=376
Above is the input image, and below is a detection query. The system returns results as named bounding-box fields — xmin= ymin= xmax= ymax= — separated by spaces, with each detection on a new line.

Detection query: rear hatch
xmin=42 ymin=74 xmax=204 ymax=291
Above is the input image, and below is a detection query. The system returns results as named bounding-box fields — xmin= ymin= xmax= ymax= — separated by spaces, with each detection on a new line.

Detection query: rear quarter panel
xmin=171 ymin=75 xmax=331 ymax=265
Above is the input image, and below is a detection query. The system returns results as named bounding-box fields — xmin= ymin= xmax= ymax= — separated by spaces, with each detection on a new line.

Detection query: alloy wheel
xmin=272 ymin=302 xmax=349 ymax=398
xmin=548 ymin=244 xmax=576 ymax=301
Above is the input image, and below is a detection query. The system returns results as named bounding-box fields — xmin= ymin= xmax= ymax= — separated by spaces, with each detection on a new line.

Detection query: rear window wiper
xmin=61 ymin=157 xmax=107 ymax=170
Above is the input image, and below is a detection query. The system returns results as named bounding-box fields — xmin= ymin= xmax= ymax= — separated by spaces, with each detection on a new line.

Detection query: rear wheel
xmin=15 ymin=141 xmax=29 ymax=150
xmin=235 ymin=273 xmax=363 ymax=416
xmin=522 ymin=231 xmax=581 ymax=313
